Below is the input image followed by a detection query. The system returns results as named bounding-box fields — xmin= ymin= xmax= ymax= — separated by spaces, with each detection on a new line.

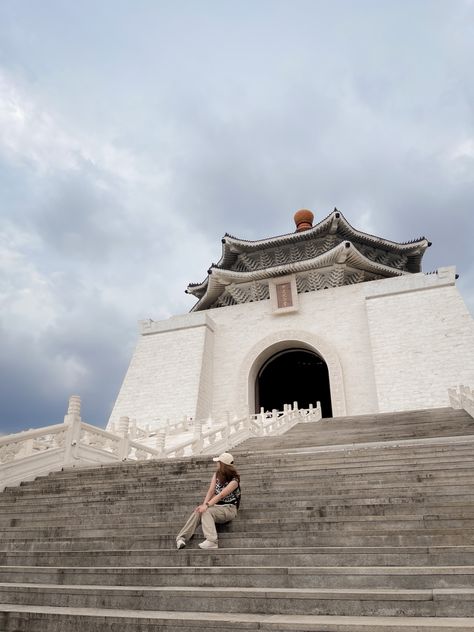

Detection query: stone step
xmin=4 ymin=514 xmax=474 ymax=540
xmin=5 ymin=502 xmax=474 ymax=528
xmin=14 ymin=461 xmax=474 ymax=496
xmin=12 ymin=475 xmax=474 ymax=500
xmin=252 ymin=408 xmax=472 ymax=427
xmin=0 ymin=494 xmax=471 ymax=519
xmin=29 ymin=440 xmax=474 ymax=482
xmin=236 ymin=435 xmax=474 ymax=456
xmin=2 ymin=583 xmax=474 ymax=617
xmin=5 ymin=476 xmax=474 ymax=506
xmin=3 ymin=485 xmax=470 ymax=508
xmin=18 ymin=466 xmax=474 ymax=502
xmin=238 ymin=425 xmax=474 ymax=450
xmin=276 ymin=420 xmax=474 ymax=437
xmin=5 ymin=484 xmax=474 ymax=509
xmin=5 ymin=488 xmax=474 ymax=511
xmin=1 ymin=565 xmax=474 ymax=589
xmin=10 ymin=496 xmax=470 ymax=517
xmin=34 ymin=444 xmax=474 ymax=482
xmin=2 ymin=605 xmax=473 ymax=632
xmin=280 ymin=424 xmax=474 ymax=439
xmin=35 ymin=452 xmax=474 ymax=475
xmin=260 ymin=412 xmax=470 ymax=433
xmin=3 ymin=546 xmax=474 ymax=568
xmin=21 ymin=449 xmax=473 ymax=493
xmin=3 ymin=490 xmax=474 ymax=521
xmin=289 ymin=407 xmax=469 ymax=424
xmin=242 ymin=429 xmax=474 ymax=451
xmin=2 ymin=531 xmax=474 ymax=552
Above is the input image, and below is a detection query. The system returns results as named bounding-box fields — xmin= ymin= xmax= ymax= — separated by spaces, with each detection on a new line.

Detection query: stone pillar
xmin=118 ymin=416 xmax=130 ymax=460
xmin=63 ymin=395 xmax=82 ymax=467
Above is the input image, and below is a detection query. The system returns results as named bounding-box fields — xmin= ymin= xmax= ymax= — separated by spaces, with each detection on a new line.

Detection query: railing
xmin=0 ymin=397 xmax=161 ymax=491
xmin=108 ymin=414 xmax=192 ymax=441
xmin=448 ymin=385 xmax=474 ymax=419
xmin=131 ymin=402 xmax=322 ymax=459
xmin=0 ymin=397 xmax=322 ymax=491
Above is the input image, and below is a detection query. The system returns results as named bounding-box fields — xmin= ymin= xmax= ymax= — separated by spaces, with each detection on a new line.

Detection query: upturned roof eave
xmin=189 ymin=240 xmax=408 ymax=311
xmin=189 ymin=275 xmax=225 ymax=311
xmin=186 ymin=279 xmax=208 ymax=298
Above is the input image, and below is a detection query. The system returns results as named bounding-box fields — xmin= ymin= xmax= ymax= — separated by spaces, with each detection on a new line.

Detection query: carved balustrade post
xmin=244 ymin=414 xmax=251 ymax=434
xmin=64 ymin=395 xmax=81 ymax=424
xmin=272 ymin=409 xmax=278 ymax=429
xmin=192 ymin=419 xmax=203 ymax=454
xmin=118 ymin=416 xmax=130 ymax=461
xmin=155 ymin=429 xmax=166 ymax=457
xmin=63 ymin=395 xmax=82 ymax=467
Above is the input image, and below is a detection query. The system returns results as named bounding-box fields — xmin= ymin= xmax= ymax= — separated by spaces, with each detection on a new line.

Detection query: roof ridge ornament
xmin=294 ymin=209 xmax=314 ymax=232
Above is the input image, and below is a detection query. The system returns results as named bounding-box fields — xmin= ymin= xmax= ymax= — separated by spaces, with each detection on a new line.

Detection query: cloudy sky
xmin=1 ymin=0 xmax=473 ymax=435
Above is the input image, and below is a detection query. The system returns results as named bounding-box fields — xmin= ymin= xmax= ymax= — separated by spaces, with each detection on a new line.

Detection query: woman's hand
xmin=195 ymin=503 xmax=208 ymax=514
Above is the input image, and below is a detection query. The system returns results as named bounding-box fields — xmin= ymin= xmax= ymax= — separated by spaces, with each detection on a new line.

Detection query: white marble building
xmin=107 ymin=209 xmax=474 ymax=430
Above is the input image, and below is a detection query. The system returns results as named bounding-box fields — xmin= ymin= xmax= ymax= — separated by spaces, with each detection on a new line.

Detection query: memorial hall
xmin=108 ymin=208 xmax=474 ymax=430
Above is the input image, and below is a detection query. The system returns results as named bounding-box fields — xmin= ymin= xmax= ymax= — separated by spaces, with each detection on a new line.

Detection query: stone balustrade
xmin=0 ymin=397 xmax=322 ymax=490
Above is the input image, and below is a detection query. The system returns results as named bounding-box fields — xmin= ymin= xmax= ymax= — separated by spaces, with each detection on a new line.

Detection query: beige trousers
xmin=176 ymin=504 xmax=237 ymax=544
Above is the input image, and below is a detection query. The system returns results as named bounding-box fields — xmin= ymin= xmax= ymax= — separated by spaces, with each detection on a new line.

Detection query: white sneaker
xmin=198 ymin=539 xmax=218 ymax=549
xmin=176 ymin=538 xmax=186 ymax=550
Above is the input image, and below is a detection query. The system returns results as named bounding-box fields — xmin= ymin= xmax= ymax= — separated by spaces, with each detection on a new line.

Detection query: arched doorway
xmin=256 ymin=348 xmax=332 ymax=417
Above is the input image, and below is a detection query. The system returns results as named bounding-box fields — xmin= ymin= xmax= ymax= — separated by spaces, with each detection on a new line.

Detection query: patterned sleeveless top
xmin=215 ymin=477 xmax=241 ymax=507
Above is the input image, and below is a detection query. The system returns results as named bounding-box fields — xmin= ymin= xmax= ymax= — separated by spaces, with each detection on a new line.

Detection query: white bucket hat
xmin=212 ymin=452 xmax=234 ymax=465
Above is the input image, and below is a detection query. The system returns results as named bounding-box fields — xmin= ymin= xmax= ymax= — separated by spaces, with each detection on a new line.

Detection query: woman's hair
xmin=216 ymin=462 xmax=240 ymax=485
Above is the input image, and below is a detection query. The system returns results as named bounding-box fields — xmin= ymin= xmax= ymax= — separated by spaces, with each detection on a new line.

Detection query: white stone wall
xmin=108 ymin=267 xmax=474 ymax=429
xmin=365 ymin=267 xmax=474 ymax=412
xmin=108 ymin=313 xmax=215 ymax=427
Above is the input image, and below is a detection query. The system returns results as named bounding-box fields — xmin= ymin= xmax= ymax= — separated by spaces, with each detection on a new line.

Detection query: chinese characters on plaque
xmin=269 ymin=275 xmax=298 ymax=313
xmin=276 ymin=282 xmax=293 ymax=308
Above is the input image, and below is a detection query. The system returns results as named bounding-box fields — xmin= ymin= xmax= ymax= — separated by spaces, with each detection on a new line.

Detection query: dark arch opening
xmin=256 ymin=348 xmax=333 ymax=418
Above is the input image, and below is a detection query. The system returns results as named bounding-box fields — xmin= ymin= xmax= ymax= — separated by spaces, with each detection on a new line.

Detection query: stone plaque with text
xmin=276 ymin=282 xmax=293 ymax=308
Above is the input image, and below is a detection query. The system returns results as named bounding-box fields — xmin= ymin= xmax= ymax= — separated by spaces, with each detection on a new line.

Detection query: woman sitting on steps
xmin=176 ymin=452 xmax=241 ymax=550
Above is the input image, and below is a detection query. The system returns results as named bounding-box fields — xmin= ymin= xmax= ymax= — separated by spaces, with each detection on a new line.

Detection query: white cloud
xmin=0 ymin=70 xmax=167 ymax=191
xmin=0 ymin=227 xmax=57 ymax=337
xmin=449 ymin=139 xmax=474 ymax=161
